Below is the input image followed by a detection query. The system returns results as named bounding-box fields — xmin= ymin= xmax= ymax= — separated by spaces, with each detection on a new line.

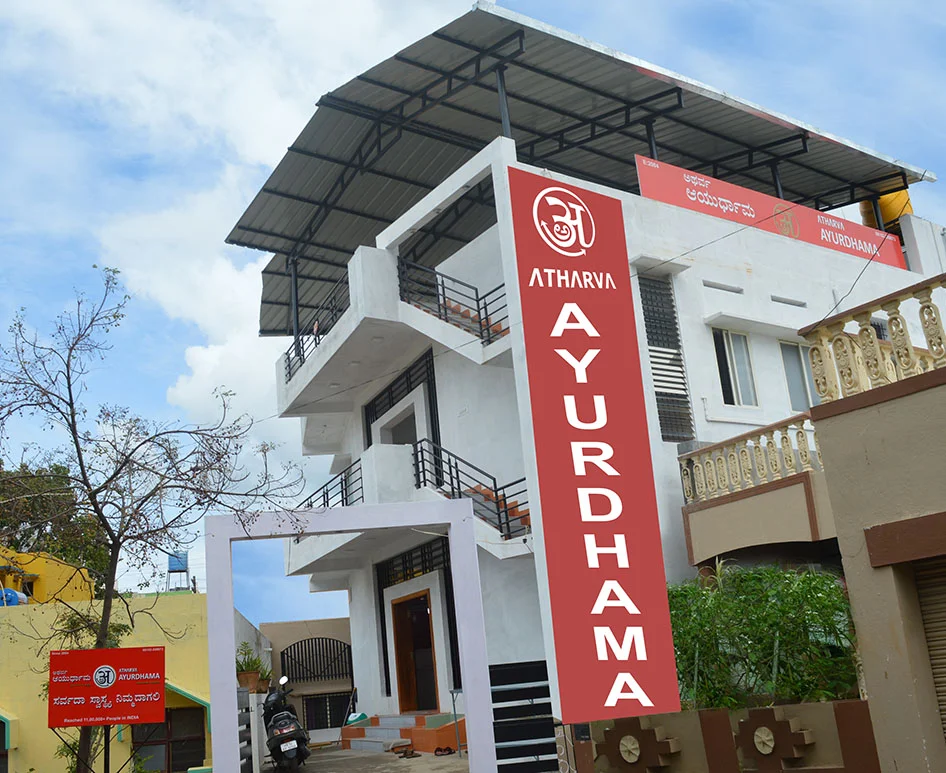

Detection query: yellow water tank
xmin=860 ymin=189 xmax=913 ymax=232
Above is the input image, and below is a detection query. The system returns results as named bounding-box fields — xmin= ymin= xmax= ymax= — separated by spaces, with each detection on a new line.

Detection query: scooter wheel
xmin=288 ymin=758 xmax=301 ymax=772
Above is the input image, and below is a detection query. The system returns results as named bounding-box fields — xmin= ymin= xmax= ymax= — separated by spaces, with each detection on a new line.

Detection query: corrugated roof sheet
xmin=229 ymin=1 xmax=937 ymax=337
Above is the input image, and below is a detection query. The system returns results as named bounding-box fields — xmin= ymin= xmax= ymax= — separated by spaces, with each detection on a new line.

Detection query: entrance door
xmin=392 ymin=591 xmax=439 ymax=712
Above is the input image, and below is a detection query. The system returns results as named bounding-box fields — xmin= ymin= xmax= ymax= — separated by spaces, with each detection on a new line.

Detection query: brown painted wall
xmin=685 ymin=471 xmax=836 ymax=566
xmin=813 ymin=375 xmax=946 ymax=773
xmin=582 ymin=700 xmax=878 ymax=772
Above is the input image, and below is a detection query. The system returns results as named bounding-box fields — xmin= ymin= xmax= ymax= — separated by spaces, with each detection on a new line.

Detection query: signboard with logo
xmin=507 ymin=168 xmax=680 ymax=723
xmin=48 ymin=646 xmax=166 ymax=727
xmin=635 ymin=154 xmax=907 ymax=269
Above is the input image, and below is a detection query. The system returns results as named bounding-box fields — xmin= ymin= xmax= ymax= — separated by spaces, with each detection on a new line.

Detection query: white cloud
xmin=0 ymin=0 xmax=468 ymax=483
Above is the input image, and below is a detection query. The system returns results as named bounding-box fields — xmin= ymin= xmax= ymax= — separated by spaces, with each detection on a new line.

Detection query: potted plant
xmin=257 ymin=664 xmax=273 ymax=694
xmin=236 ymin=641 xmax=262 ymax=693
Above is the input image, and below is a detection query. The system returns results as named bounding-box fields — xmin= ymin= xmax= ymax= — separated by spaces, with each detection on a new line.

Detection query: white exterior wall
xmin=434 ymin=347 xmax=524 ymax=485
xmin=478 ymin=550 xmax=545 ymax=665
xmin=437 ymin=224 xmax=504 ymax=293
xmin=280 ymin=139 xmax=945 ymax=721
xmin=347 ymin=563 xmax=398 ymax=716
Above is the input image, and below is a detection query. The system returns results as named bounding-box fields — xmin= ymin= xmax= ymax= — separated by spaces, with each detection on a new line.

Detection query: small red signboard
xmin=508 ymin=168 xmax=680 ymax=722
xmin=48 ymin=646 xmax=166 ymax=728
xmin=635 ymin=154 xmax=907 ymax=269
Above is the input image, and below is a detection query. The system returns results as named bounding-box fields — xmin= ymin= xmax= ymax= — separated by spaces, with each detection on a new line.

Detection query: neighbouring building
xmin=225 ymin=3 xmax=943 ymax=769
xmin=259 ymin=617 xmax=353 ymax=743
xmin=677 ymin=269 xmax=946 ymax=773
xmin=0 ymin=553 xmax=272 ymax=773
xmin=0 ymin=546 xmax=94 ymax=604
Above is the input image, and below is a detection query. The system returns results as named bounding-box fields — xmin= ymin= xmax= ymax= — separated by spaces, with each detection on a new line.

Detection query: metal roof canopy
xmin=228 ymin=1 xmax=937 ymax=338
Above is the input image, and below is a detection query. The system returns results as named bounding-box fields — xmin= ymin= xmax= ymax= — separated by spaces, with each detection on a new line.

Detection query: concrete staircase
xmin=342 ymin=713 xmax=466 ymax=754
xmin=410 ymin=299 xmax=509 ymax=341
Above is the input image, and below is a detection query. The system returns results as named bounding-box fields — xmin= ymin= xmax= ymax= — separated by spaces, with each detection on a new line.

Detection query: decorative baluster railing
xmin=799 ymin=272 xmax=946 ymax=404
xmin=678 ymin=413 xmax=821 ymax=505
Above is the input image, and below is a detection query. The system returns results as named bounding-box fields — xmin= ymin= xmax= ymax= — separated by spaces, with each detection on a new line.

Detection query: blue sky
xmin=1 ymin=0 xmax=944 ymax=626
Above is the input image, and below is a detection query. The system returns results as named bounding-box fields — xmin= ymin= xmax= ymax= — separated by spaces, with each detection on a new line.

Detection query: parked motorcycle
xmin=264 ymin=675 xmax=311 ymax=771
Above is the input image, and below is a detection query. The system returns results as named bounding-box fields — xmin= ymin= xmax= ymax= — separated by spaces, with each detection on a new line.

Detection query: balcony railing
xmin=398 ymin=259 xmax=509 ymax=344
xmin=678 ymin=413 xmax=822 ymax=505
xmin=412 ymin=438 xmax=529 ymax=538
xmin=298 ymin=459 xmax=363 ymax=510
xmin=798 ymin=272 xmax=946 ymax=403
xmin=284 ymin=274 xmax=351 ymax=383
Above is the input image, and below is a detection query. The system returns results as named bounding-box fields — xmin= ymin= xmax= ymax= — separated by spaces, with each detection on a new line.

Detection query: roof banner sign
xmin=635 ymin=155 xmax=907 ymax=269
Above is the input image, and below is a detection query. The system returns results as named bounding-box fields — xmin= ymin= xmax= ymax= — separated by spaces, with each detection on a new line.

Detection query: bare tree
xmin=0 ymin=269 xmax=304 ymax=769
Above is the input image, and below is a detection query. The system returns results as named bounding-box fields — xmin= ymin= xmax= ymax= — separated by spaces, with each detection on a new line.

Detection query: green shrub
xmin=668 ymin=563 xmax=859 ymax=709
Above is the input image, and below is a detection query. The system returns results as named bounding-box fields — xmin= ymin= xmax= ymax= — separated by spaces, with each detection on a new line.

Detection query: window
xmin=303 ymin=692 xmax=354 ymax=731
xmin=780 ymin=342 xmax=820 ymax=411
xmin=712 ymin=329 xmax=758 ymax=406
xmin=133 ymin=708 xmax=205 ymax=772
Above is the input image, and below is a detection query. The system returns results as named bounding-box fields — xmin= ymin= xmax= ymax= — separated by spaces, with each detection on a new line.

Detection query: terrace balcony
xmin=678 ymin=413 xmax=836 ymax=566
xmin=678 ymin=272 xmax=946 ymax=569
xmin=275 ymin=236 xmax=512 ymax=454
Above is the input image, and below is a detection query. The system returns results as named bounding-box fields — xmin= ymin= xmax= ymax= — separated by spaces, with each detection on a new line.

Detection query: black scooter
xmin=264 ymin=675 xmax=311 ymax=771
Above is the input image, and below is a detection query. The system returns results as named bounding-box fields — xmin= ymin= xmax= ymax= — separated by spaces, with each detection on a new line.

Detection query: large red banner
xmin=635 ymin=154 xmax=906 ymax=269
xmin=509 ymin=168 xmax=679 ymax=722
xmin=48 ymin=646 xmax=166 ymax=727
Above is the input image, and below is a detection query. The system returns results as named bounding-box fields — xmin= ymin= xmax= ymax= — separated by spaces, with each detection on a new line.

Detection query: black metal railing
xmin=298 ymin=459 xmax=363 ymax=510
xmin=413 ymin=439 xmax=528 ymax=538
xmin=398 ymin=259 xmax=509 ymax=344
xmin=495 ymin=477 xmax=530 ymax=538
xmin=284 ymin=274 xmax=351 ymax=382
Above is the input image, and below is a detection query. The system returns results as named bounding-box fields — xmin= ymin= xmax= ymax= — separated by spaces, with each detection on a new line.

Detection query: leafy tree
xmin=0 ymin=269 xmax=304 ymax=770
xmin=669 ymin=563 xmax=859 ymax=709
xmin=0 ymin=462 xmax=110 ymax=595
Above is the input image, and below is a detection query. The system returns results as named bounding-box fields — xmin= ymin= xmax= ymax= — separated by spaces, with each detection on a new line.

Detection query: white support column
xmin=205 ymin=499 xmax=497 ymax=773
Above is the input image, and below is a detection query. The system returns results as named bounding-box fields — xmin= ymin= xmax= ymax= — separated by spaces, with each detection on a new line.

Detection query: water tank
xmin=860 ymin=190 xmax=913 ymax=232
xmin=168 ymin=552 xmax=188 ymax=573
xmin=1 ymin=588 xmax=27 ymax=606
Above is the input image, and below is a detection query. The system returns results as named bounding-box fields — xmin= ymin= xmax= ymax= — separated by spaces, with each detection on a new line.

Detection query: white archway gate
xmin=204 ymin=499 xmax=497 ymax=772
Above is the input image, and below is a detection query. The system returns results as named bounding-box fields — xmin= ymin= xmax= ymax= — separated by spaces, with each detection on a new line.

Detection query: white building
xmin=226 ymin=2 xmax=944 ymax=758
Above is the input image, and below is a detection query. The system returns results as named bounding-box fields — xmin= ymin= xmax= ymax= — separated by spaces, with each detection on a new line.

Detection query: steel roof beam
xmin=262 ymin=298 xmax=341 ymax=311
xmin=262 ymin=268 xmax=338 ymax=284
xmin=402 ymin=178 xmax=496 ymax=264
xmin=288 ymin=30 xmax=526 ymax=270
xmin=432 ymin=31 xmax=883 ymax=200
xmin=286 ymin=147 xmax=436 ymax=191
xmin=261 ymin=187 xmax=394 ymax=224
xmin=233 ymin=226 xmax=351 ymax=265
xmin=393 ymin=50 xmax=811 ymax=199
xmin=321 ymin=93 xmax=633 ymax=193
xmin=387 ymin=55 xmax=648 ymax=175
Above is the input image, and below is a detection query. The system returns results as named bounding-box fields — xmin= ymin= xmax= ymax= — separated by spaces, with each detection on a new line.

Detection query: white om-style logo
xmin=532 ymin=186 xmax=596 ymax=257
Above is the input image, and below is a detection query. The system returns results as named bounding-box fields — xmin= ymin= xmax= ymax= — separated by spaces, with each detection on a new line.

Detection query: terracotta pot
xmin=237 ymin=670 xmax=260 ymax=692
xmin=257 ymin=678 xmax=271 ymax=694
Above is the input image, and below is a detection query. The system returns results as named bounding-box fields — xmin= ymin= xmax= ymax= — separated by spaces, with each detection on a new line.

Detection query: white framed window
xmin=712 ymin=328 xmax=758 ymax=406
xmin=780 ymin=341 xmax=820 ymax=412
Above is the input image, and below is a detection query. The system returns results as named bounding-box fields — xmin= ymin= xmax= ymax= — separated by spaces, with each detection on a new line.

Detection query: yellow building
xmin=0 ymin=545 xmax=94 ymax=604
xmin=0 ymin=592 xmax=221 ymax=772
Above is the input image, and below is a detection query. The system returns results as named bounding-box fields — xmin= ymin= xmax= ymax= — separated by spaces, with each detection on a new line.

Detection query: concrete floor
xmin=295 ymin=747 xmax=469 ymax=772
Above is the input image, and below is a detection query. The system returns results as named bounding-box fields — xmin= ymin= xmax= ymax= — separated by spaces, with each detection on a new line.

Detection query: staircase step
xmin=365 ymin=727 xmax=405 ymax=740
xmin=350 ymin=737 xmax=411 ymax=753
xmin=376 ymin=715 xmax=420 ymax=729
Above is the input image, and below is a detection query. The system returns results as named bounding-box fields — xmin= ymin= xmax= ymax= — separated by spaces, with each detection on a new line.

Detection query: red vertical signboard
xmin=508 ymin=168 xmax=679 ymax=723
